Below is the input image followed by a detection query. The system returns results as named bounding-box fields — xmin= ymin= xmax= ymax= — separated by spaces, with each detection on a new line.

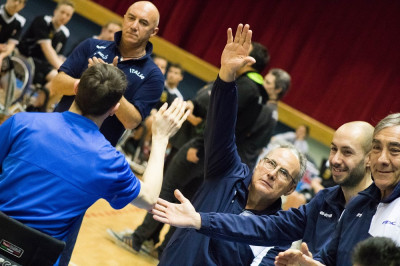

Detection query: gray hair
xmin=269 ymin=68 xmax=291 ymax=100
xmin=374 ymin=113 xmax=400 ymax=137
xmin=265 ymin=142 xmax=307 ymax=184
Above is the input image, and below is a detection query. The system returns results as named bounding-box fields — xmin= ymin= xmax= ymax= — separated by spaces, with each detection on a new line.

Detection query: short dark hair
xmin=249 ymin=42 xmax=270 ymax=73
xmin=75 ymin=64 xmax=127 ymax=116
xmin=168 ymin=62 xmax=184 ymax=76
xmin=352 ymin=237 xmax=400 ymax=266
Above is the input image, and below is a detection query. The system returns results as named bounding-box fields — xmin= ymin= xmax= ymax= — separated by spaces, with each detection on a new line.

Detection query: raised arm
xmin=131 ymin=99 xmax=190 ymax=210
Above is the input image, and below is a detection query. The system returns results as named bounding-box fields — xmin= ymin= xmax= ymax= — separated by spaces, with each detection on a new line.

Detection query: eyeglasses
xmin=260 ymin=157 xmax=295 ymax=184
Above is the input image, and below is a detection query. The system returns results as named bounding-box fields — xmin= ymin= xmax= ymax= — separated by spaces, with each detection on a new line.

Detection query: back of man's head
xmin=75 ymin=64 xmax=127 ymax=116
xmin=249 ymin=42 xmax=270 ymax=73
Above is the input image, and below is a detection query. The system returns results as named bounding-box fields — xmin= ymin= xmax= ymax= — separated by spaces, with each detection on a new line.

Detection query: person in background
xmin=352 ymin=237 xmax=400 ymax=266
xmin=0 ymin=0 xmax=27 ymax=75
xmin=95 ymin=20 xmax=122 ymax=41
xmin=18 ymin=0 xmax=75 ymax=112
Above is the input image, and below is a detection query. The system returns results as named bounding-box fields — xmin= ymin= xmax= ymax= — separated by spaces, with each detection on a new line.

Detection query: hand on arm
xmin=152 ymin=189 xmax=202 ymax=229
xmin=219 ymin=24 xmax=255 ymax=82
xmin=132 ymin=99 xmax=190 ymax=210
xmin=274 ymin=243 xmax=324 ymax=266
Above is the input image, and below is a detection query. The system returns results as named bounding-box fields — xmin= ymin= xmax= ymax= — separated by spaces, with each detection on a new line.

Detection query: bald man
xmin=152 ymin=121 xmax=374 ymax=264
xmin=52 ymin=1 xmax=164 ymax=146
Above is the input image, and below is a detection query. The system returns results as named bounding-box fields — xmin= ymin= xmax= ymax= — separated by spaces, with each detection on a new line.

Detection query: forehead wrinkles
xmin=268 ymin=148 xmax=299 ymax=173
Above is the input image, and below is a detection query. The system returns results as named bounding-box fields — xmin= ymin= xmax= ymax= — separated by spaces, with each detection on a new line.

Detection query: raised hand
xmin=219 ymin=24 xmax=256 ymax=82
xmin=152 ymin=98 xmax=190 ymax=139
xmin=152 ymin=189 xmax=202 ymax=229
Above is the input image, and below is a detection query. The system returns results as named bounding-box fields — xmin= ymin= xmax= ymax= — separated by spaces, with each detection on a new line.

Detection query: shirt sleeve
xmin=198 ymin=205 xmax=307 ymax=247
xmin=31 ymin=16 xmax=51 ymax=42
xmin=59 ymin=38 xmax=92 ymax=77
xmin=0 ymin=116 xmax=15 ymax=166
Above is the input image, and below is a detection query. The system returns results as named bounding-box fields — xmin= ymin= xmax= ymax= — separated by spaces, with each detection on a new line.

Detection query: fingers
xmin=300 ymin=242 xmax=312 ymax=258
xmin=227 ymin=27 xmax=233 ymax=44
xmin=112 ymin=56 xmax=119 ymax=66
xmin=234 ymin=24 xmax=243 ymax=43
xmin=174 ymin=189 xmax=188 ymax=204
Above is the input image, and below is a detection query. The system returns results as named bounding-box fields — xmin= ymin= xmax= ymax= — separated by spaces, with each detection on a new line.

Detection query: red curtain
xmin=93 ymin=0 xmax=400 ymax=129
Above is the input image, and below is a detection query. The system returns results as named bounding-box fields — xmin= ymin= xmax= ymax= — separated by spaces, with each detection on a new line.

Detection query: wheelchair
xmin=0 ymin=54 xmax=48 ymax=116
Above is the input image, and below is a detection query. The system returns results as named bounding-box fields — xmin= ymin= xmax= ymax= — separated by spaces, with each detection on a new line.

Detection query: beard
xmin=335 ymin=159 xmax=366 ymax=188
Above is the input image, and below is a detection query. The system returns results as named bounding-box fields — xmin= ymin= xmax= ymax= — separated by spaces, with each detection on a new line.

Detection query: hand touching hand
xmin=152 ymin=189 xmax=202 ymax=229
xmin=88 ymin=56 xmax=119 ymax=68
xmin=152 ymin=98 xmax=190 ymax=140
xmin=219 ymin=24 xmax=256 ymax=82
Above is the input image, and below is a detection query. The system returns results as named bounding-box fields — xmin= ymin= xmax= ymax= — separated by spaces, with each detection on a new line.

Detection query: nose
xmin=130 ymin=20 xmax=139 ymax=30
xmin=330 ymin=152 xmax=342 ymax=166
xmin=377 ymin=149 xmax=390 ymax=165
xmin=268 ymin=167 xmax=279 ymax=180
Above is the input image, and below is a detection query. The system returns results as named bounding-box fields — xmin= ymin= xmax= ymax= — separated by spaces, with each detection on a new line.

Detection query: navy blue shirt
xmin=315 ymin=182 xmax=400 ymax=266
xmin=159 ymin=77 xmax=284 ymax=266
xmin=54 ymin=31 xmax=164 ymax=146
xmin=198 ymin=185 xmax=346 ymax=264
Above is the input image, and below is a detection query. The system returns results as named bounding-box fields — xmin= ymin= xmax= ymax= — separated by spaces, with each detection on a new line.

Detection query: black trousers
xmin=132 ymin=138 xmax=205 ymax=253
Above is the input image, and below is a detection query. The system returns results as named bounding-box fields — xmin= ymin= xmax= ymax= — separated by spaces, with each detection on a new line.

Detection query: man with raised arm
xmin=152 ymin=24 xmax=307 ymax=265
xmin=153 ymin=120 xmax=374 ymax=265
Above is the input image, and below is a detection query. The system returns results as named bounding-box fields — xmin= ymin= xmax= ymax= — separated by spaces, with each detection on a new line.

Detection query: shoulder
xmin=14 ymin=13 xmax=26 ymax=27
xmin=59 ymin=25 xmax=70 ymax=38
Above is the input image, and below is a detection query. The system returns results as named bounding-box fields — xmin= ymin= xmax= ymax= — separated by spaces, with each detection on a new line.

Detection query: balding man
xmin=152 ymin=121 xmax=374 ymax=264
xmin=52 ymin=1 xmax=164 ymax=146
xmin=275 ymin=113 xmax=400 ymax=266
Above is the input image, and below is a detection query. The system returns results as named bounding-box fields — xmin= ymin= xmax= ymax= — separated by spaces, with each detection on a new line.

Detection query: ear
xmin=284 ymin=183 xmax=296 ymax=196
xmin=151 ymin=27 xmax=159 ymax=37
xmin=109 ymin=102 xmax=120 ymax=116
xmin=73 ymin=80 xmax=80 ymax=95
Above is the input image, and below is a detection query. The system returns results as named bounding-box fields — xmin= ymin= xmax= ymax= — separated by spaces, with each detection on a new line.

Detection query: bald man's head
xmin=336 ymin=121 xmax=374 ymax=154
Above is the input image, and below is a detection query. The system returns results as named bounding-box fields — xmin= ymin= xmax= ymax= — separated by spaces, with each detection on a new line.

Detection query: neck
xmin=245 ymin=187 xmax=275 ymax=211
xmin=120 ymin=41 xmax=146 ymax=59
xmin=342 ymin=171 xmax=372 ymax=204
xmin=69 ymin=102 xmax=107 ymax=128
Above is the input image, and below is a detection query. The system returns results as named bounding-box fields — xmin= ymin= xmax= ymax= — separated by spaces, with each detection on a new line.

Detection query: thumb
xmin=113 ymin=56 xmax=119 ymax=66
xmin=174 ymin=189 xmax=188 ymax=204
xmin=300 ymin=242 xmax=312 ymax=258
xmin=244 ymin=56 xmax=256 ymax=66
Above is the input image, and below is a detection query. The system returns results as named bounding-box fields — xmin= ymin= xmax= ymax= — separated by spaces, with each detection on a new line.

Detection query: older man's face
xmin=370 ymin=125 xmax=400 ymax=197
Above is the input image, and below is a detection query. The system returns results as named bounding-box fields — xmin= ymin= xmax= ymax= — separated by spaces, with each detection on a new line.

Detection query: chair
xmin=0 ymin=211 xmax=65 ymax=266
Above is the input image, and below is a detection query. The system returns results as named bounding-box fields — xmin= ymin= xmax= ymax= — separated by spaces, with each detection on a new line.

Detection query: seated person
xmin=0 ymin=0 xmax=27 ymax=89
xmin=17 ymin=0 xmax=75 ymax=111
xmin=94 ymin=20 xmax=122 ymax=41
xmin=352 ymin=237 xmax=400 ymax=266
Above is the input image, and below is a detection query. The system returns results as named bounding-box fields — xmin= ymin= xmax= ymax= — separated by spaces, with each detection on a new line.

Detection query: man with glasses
xmin=152 ymin=117 xmax=374 ymax=265
xmin=150 ymin=24 xmax=307 ymax=266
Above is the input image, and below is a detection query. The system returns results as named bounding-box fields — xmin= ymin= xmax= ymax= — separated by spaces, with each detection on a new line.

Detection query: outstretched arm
xmin=131 ymin=99 xmax=190 ymax=210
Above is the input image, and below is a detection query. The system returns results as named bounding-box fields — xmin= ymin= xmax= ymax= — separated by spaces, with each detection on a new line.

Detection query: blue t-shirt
xmin=0 ymin=112 xmax=140 ymax=243
xmin=55 ymin=31 xmax=164 ymax=146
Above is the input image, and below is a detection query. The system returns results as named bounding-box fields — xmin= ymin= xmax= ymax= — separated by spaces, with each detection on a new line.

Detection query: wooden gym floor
xmin=69 ymin=199 xmax=168 ymax=266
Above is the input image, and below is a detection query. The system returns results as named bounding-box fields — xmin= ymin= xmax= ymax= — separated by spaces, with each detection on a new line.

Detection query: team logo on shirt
xmin=319 ymin=211 xmax=333 ymax=218
xmin=96 ymin=45 xmax=106 ymax=49
xmin=95 ymin=51 xmax=108 ymax=60
xmin=130 ymin=68 xmax=145 ymax=80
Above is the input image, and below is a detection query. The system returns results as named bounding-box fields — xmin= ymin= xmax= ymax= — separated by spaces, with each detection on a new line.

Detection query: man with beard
xmin=275 ymin=113 xmax=400 ymax=266
xmin=152 ymin=121 xmax=374 ymax=264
